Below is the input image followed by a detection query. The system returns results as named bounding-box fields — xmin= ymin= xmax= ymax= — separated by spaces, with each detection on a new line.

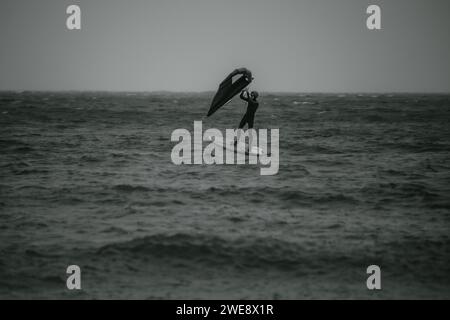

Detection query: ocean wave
xmin=12 ymin=168 xmax=49 ymax=175
xmin=360 ymin=181 xmax=438 ymax=198
xmin=279 ymin=190 xmax=359 ymax=205
xmin=112 ymin=184 xmax=151 ymax=193
xmin=107 ymin=184 xmax=360 ymax=207
xmin=96 ymin=233 xmax=310 ymax=271
xmin=80 ymin=154 xmax=103 ymax=162
xmin=12 ymin=146 xmax=35 ymax=153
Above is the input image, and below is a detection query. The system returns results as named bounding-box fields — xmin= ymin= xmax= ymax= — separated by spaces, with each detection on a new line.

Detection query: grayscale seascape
xmin=1 ymin=91 xmax=449 ymax=299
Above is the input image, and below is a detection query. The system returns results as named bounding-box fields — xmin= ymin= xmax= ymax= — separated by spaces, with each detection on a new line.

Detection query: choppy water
xmin=0 ymin=92 xmax=449 ymax=299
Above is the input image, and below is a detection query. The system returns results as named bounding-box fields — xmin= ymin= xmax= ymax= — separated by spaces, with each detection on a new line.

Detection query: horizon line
xmin=1 ymin=90 xmax=450 ymax=95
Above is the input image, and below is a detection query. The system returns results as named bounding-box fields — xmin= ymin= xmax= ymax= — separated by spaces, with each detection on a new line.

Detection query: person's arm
xmin=240 ymin=90 xmax=249 ymax=101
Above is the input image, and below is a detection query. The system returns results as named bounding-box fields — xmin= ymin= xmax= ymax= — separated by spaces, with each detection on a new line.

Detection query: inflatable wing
xmin=206 ymin=68 xmax=253 ymax=117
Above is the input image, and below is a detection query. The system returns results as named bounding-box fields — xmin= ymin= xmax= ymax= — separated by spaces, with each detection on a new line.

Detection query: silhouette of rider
xmin=238 ymin=89 xmax=259 ymax=129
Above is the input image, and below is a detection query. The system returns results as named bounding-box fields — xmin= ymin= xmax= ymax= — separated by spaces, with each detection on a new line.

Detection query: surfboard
xmin=206 ymin=136 xmax=269 ymax=156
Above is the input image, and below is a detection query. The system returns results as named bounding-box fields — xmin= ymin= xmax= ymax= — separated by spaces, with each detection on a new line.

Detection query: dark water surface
xmin=0 ymin=92 xmax=449 ymax=299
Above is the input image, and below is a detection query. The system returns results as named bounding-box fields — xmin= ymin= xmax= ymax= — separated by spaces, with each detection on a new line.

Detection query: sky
xmin=1 ymin=0 xmax=449 ymax=92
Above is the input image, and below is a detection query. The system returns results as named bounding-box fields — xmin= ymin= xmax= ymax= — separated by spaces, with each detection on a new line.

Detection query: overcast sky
xmin=1 ymin=0 xmax=449 ymax=92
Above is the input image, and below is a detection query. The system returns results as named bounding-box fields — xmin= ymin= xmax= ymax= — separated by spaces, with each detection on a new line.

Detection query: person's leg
xmin=238 ymin=113 xmax=248 ymax=129
xmin=247 ymin=113 xmax=254 ymax=129
xmin=236 ymin=114 xmax=248 ymax=145
xmin=247 ymin=113 xmax=255 ymax=149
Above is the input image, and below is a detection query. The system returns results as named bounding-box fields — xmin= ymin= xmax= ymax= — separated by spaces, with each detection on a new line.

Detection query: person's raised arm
xmin=240 ymin=90 xmax=249 ymax=101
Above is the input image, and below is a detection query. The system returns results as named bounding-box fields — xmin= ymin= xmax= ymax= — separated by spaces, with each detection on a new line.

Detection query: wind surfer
xmin=238 ymin=89 xmax=259 ymax=129
xmin=234 ymin=89 xmax=259 ymax=147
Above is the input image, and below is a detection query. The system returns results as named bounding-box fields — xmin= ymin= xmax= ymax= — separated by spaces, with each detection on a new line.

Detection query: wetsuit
xmin=238 ymin=91 xmax=259 ymax=129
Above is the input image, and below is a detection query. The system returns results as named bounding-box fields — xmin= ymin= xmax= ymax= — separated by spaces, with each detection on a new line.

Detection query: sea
xmin=0 ymin=91 xmax=449 ymax=299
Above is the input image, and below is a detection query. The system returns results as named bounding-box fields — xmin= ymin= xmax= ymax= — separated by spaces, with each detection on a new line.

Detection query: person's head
xmin=250 ymin=91 xmax=259 ymax=100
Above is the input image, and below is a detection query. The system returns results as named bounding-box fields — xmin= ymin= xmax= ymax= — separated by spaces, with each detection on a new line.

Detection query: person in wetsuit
xmin=238 ymin=89 xmax=259 ymax=129
xmin=234 ymin=89 xmax=259 ymax=147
